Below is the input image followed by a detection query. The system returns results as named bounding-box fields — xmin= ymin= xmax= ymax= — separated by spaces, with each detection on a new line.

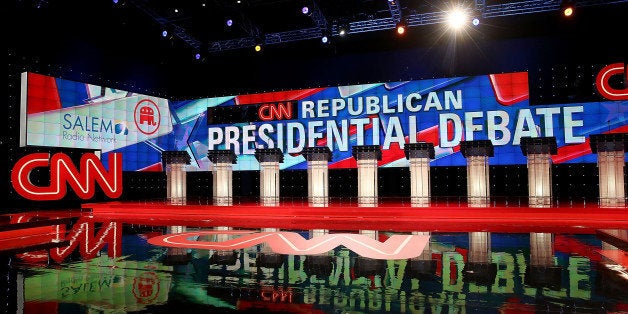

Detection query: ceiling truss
xmin=130 ymin=0 xmax=627 ymax=53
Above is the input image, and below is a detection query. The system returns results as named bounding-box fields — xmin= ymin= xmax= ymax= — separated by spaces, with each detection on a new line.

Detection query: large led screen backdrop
xmin=20 ymin=72 xmax=173 ymax=171
xmin=21 ymin=69 xmax=627 ymax=171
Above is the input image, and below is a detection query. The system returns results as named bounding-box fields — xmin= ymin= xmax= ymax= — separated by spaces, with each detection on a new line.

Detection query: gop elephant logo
xmin=134 ymin=99 xmax=161 ymax=135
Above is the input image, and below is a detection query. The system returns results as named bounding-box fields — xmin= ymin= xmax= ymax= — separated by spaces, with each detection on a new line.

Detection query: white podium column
xmin=590 ymin=134 xmax=627 ymax=208
xmin=352 ymin=145 xmax=382 ymax=239
xmin=461 ymin=140 xmax=494 ymax=208
xmin=407 ymin=230 xmax=436 ymax=278
xmin=164 ymin=225 xmax=190 ymax=264
xmin=404 ymin=142 xmax=435 ymax=207
xmin=303 ymin=147 xmax=332 ymax=208
xmin=162 ymin=151 xmax=192 ymax=206
xmin=463 ymin=231 xmax=497 ymax=286
xmin=468 ymin=231 xmax=491 ymax=264
xmin=530 ymin=232 xmax=554 ymax=266
xmin=161 ymin=151 xmax=192 ymax=264
xmin=208 ymin=149 xmax=237 ymax=206
xmin=526 ymin=232 xmax=562 ymax=289
xmin=352 ymin=145 xmax=381 ymax=208
xmin=207 ymin=150 xmax=238 ymax=261
xmin=521 ymin=137 xmax=557 ymax=208
xmin=255 ymin=148 xmax=284 ymax=234
xmin=161 ymin=151 xmax=191 ymax=265
xmin=255 ymin=148 xmax=283 ymax=207
xmin=303 ymin=147 xmax=332 ymax=239
xmin=460 ymin=141 xmax=496 ymax=285
xmin=411 ymin=231 xmax=432 ymax=261
xmin=520 ymin=137 xmax=560 ymax=285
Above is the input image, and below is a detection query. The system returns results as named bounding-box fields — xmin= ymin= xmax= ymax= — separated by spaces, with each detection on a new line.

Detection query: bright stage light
xmin=447 ymin=8 xmax=468 ymax=30
xmin=396 ymin=21 xmax=406 ymax=35
xmin=560 ymin=0 xmax=575 ymax=17
xmin=338 ymin=24 xmax=348 ymax=36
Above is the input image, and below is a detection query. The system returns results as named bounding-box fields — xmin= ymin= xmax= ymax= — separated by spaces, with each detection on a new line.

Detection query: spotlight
xmin=302 ymin=6 xmax=309 ymax=15
xmin=446 ymin=8 xmax=468 ymax=31
xmin=396 ymin=20 xmax=407 ymax=35
xmin=472 ymin=17 xmax=480 ymax=26
xmin=321 ymin=29 xmax=331 ymax=44
xmin=561 ymin=0 xmax=575 ymax=17
xmin=338 ymin=23 xmax=348 ymax=36
xmin=253 ymin=37 xmax=264 ymax=53
xmin=161 ymin=30 xmax=168 ymax=37
xmin=226 ymin=18 xmax=233 ymax=27
xmin=195 ymin=53 xmax=201 ymax=60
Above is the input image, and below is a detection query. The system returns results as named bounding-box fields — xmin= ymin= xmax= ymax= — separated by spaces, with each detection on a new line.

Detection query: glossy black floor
xmin=3 ymin=222 xmax=627 ymax=313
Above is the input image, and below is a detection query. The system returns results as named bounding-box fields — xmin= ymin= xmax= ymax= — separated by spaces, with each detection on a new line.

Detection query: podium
xmin=161 ymin=151 xmax=191 ymax=205
xmin=589 ymin=133 xmax=627 ymax=207
xmin=303 ymin=146 xmax=333 ymax=239
xmin=461 ymin=140 xmax=494 ymax=207
xmin=352 ymin=145 xmax=382 ymax=240
xmin=404 ymin=142 xmax=435 ymax=207
xmin=208 ymin=149 xmax=237 ymax=206
xmin=303 ymin=146 xmax=332 ymax=207
xmin=254 ymin=148 xmax=284 ymax=207
xmin=520 ymin=137 xmax=557 ymax=208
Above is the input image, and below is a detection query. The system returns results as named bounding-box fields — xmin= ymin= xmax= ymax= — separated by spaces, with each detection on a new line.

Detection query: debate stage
xmin=84 ymin=200 xmax=628 ymax=234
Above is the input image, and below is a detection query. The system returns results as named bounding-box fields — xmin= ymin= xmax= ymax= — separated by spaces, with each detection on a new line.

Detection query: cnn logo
xmin=11 ymin=152 xmax=123 ymax=201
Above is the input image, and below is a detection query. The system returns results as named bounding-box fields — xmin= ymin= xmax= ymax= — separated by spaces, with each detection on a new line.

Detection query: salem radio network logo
xmin=134 ymin=99 xmax=161 ymax=135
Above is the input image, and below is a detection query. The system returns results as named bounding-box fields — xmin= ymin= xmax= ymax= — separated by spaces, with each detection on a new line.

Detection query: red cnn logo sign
xmin=596 ymin=63 xmax=628 ymax=101
xmin=11 ymin=152 xmax=123 ymax=201
xmin=258 ymin=102 xmax=294 ymax=121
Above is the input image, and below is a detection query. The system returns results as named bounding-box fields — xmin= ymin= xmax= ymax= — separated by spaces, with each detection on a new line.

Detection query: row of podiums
xmin=161 ymin=133 xmax=626 ymax=209
xmin=159 ymin=134 xmax=625 ymax=286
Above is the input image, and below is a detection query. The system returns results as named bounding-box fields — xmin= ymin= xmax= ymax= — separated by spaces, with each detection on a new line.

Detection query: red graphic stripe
xmin=554 ymin=234 xmax=601 ymax=262
xmin=552 ymin=140 xmax=592 ymax=164
xmin=489 ymin=72 xmax=529 ymax=106
xmin=235 ymin=88 xmax=326 ymax=105
xmin=137 ymin=162 xmax=163 ymax=172
xmin=27 ymin=72 xmax=62 ymax=114
xmin=148 ymin=230 xmax=430 ymax=260
xmin=598 ymin=249 xmax=628 ymax=268
xmin=328 ymin=156 xmax=357 ymax=168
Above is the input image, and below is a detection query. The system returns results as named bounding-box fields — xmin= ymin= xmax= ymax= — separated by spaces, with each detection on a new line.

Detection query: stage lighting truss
xmin=131 ymin=0 xmax=624 ymax=53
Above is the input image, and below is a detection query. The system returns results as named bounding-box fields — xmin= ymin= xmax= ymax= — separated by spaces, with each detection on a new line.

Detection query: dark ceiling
xmin=8 ymin=0 xmax=628 ymax=97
